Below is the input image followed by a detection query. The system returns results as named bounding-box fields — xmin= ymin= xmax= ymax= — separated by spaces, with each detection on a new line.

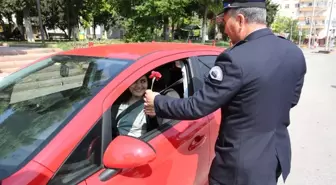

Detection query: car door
xmin=85 ymin=52 xmax=212 ymax=185
xmin=193 ymin=55 xmax=222 ymax=161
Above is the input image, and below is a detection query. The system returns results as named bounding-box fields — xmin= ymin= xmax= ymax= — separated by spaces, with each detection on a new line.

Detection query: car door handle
xmin=188 ymin=135 xmax=206 ymax=151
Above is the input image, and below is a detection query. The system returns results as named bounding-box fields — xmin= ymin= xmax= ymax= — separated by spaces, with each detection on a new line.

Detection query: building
xmin=297 ymin=0 xmax=336 ymax=45
xmin=272 ymin=0 xmax=336 ymax=46
xmin=273 ymin=0 xmax=300 ymax=18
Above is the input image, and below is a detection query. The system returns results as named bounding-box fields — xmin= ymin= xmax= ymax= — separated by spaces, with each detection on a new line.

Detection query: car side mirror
xmin=103 ymin=135 xmax=156 ymax=169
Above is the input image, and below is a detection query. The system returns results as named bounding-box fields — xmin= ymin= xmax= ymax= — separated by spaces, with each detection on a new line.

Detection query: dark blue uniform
xmin=153 ymin=27 xmax=306 ymax=184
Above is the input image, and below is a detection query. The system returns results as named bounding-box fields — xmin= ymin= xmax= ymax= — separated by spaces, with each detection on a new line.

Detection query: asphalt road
xmin=278 ymin=50 xmax=336 ymax=185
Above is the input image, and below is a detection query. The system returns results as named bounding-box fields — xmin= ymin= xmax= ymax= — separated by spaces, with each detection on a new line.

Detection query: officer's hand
xmin=144 ymin=90 xmax=160 ymax=116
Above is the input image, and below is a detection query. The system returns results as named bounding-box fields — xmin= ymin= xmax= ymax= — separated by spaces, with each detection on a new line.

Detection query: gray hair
xmin=228 ymin=7 xmax=267 ymax=25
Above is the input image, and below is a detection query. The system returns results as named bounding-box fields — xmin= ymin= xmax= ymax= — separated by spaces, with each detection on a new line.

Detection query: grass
xmin=2 ymin=39 xmax=229 ymax=51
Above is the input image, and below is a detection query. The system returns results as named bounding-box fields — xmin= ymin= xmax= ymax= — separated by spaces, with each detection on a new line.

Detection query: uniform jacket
xmin=153 ymin=28 xmax=307 ymax=185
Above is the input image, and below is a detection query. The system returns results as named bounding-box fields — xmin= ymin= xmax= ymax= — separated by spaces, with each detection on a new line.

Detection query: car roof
xmin=59 ymin=42 xmax=224 ymax=60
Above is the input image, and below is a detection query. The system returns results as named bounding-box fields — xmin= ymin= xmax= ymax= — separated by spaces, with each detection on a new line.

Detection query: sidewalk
xmin=300 ymin=46 xmax=335 ymax=54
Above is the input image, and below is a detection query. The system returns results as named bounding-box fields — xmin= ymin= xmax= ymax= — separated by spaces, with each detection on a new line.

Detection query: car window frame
xmin=195 ymin=55 xmax=218 ymax=81
xmin=88 ymin=53 xmax=201 ymax=182
xmin=103 ymin=52 xmax=219 ymax=142
xmin=102 ymin=57 xmax=196 ymax=143
xmin=138 ymin=57 xmax=198 ymax=142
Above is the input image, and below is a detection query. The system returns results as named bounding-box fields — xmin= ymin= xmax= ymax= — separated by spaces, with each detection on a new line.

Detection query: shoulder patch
xmin=209 ymin=66 xmax=223 ymax=81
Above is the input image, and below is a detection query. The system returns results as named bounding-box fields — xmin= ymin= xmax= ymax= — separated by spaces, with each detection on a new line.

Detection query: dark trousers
xmin=209 ymin=164 xmax=282 ymax=185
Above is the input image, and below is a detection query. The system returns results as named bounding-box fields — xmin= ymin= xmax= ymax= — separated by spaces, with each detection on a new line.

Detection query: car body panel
xmin=59 ymin=42 xmax=224 ymax=60
xmin=1 ymin=43 xmax=224 ymax=185
xmin=85 ymin=118 xmax=210 ymax=185
xmin=1 ymin=160 xmax=53 ymax=185
xmin=207 ymin=110 xmax=222 ymax=161
xmin=84 ymin=50 xmax=222 ymax=185
xmin=191 ymin=55 xmax=222 ymax=161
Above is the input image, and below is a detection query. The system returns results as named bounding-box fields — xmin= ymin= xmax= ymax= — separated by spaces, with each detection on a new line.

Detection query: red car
xmin=0 ymin=42 xmax=224 ymax=185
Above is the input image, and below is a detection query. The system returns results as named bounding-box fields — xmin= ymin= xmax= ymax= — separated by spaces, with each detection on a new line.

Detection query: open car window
xmin=0 ymin=55 xmax=132 ymax=180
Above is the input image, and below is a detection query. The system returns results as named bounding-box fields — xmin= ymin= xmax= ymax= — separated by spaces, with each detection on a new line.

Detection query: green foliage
xmin=120 ymin=0 xmax=195 ymax=42
xmin=0 ymin=0 xmax=17 ymax=17
xmin=271 ymin=16 xmax=306 ymax=42
xmin=266 ymin=0 xmax=279 ymax=27
xmin=0 ymin=0 xmax=282 ymax=43
xmin=40 ymin=0 xmax=65 ymax=30
xmin=81 ymin=0 xmax=117 ymax=30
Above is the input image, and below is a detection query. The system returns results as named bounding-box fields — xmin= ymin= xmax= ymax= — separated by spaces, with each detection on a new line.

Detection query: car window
xmin=110 ymin=59 xmax=193 ymax=141
xmin=49 ymin=118 xmax=102 ymax=185
xmin=0 ymin=55 xmax=132 ymax=180
xmin=197 ymin=55 xmax=217 ymax=76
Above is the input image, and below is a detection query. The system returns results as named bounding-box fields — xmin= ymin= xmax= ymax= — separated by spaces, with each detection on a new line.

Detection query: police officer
xmin=144 ymin=0 xmax=307 ymax=184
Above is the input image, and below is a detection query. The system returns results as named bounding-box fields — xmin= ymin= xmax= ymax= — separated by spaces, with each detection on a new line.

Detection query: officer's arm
xmin=291 ymin=76 xmax=304 ymax=108
xmin=292 ymin=64 xmax=306 ymax=108
xmin=153 ymin=53 xmax=243 ymax=120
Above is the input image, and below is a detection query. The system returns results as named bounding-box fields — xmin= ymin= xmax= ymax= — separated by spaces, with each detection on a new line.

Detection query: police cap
xmin=223 ymin=0 xmax=266 ymax=9
xmin=218 ymin=0 xmax=266 ymax=16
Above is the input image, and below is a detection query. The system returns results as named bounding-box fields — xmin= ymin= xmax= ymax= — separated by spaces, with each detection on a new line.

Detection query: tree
xmin=81 ymin=0 xmax=117 ymax=38
xmin=134 ymin=0 xmax=192 ymax=41
xmin=197 ymin=0 xmax=222 ymax=43
xmin=266 ymin=0 xmax=279 ymax=27
xmin=109 ymin=0 xmax=195 ymax=42
xmin=208 ymin=0 xmax=223 ymax=40
xmin=271 ymin=16 xmax=306 ymax=43
xmin=0 ymin=0 xmax=36 ymax=42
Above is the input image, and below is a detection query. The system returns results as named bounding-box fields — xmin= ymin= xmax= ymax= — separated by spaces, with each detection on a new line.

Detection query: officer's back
xmin=143 ymin=1 xmax=307 ymax=184
xmin=210 ymin=28 xmax=306 ymax=185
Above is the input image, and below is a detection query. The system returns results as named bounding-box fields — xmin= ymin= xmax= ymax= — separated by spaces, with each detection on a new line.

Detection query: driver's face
xmin=129 ymin=76 xmax=148 ymax=98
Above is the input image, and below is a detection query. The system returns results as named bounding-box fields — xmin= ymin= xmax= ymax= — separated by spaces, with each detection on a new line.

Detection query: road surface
xmin=278 ymin=50 xmax=336 ymax=185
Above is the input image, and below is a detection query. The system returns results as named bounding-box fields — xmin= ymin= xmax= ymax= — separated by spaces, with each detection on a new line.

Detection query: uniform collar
xmin=243 ymin=28 xmax=273 ymax=42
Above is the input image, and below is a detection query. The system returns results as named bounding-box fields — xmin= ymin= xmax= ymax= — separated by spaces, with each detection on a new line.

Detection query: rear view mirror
xmin=60 ymin=64 xmax=69 ymax=77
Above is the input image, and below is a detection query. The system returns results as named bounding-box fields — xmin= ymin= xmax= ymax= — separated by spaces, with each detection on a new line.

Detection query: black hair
xmin=116 ymin=73 xmax=151 ymax=104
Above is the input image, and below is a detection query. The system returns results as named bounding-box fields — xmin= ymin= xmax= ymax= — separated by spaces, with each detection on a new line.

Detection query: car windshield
xmin=0 ymin=55 xmax=132 ymax=180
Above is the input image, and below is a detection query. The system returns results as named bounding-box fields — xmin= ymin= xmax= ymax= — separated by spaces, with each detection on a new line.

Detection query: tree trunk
xmin=93 ymin=20 xmax=96 ymax=39
xmin=66 ymin=0 xmax=71 ymax=40
xmin=5 ymin=14 xmax=12 ymax=32
xmin=72 ymin=25 xmax=78 ymax=41
xmin=43 ymin=25 xmax=49 ymax=40
xmin=171 ymin=20 xmax=175 ymax=40
xmin=215 ymin=23 xmax=218 ymax=40
xmin=23 ymin=7 xmax=35 ymax=42
xmin=163 ymin=16 xmax=169 ymax=41
xmin=16 ymin=11 xmax=25 ymax=40
xmin=201 ymin=5 xmax=209 ymax=43
xmin=151 ymin=27 xmax=155 ymax=40
xmin=68 ymin=28 xmax=72 ymax=40
xmin=101 ymin=25 xmax=106 ymax=40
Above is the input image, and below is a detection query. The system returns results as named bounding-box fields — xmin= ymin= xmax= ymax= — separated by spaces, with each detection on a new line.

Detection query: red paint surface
xmin=103 ymin=135 xmax=157 ymax=169
xmin=2 ymin=43 xmax=224 ymax=185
